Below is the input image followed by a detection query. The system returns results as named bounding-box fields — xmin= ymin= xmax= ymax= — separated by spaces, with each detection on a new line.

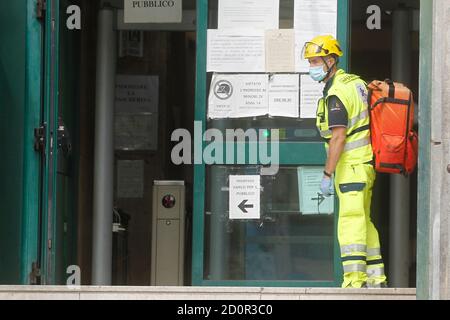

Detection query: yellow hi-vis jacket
xmin=316 ymin=69 xmax=373 ymax=165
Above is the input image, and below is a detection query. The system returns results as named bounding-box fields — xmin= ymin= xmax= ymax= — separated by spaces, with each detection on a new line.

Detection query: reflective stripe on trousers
xmin=367 ymin=266 xmax=385 ymax=277
xmin=343 ymin=263 xmax=366 ymax=273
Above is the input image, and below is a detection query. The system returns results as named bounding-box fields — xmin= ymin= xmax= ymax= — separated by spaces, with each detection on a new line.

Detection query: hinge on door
xmin=30 ymin=262 xmax=41 ymax=285
xmin=34 ymin=125 xmax=46 ymax=152
xmin=36 ymin=0 xmax=46 ymax=20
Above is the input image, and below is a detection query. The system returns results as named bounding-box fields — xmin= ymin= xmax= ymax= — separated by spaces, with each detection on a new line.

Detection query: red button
xmin=162 ymin=194 xmax=176 ymax=208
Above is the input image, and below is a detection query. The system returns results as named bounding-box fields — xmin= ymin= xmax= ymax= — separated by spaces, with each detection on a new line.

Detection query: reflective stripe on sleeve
xmin=341 ymin=244 xmax=367 ymax=255
xmin=320 ymin=129 xmax=332 ymax=138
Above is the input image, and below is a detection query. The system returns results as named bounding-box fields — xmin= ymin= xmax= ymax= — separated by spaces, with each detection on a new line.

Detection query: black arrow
xmin=238 ymin=199 xmax=254 ymax=213
xmin=311 ymin=193 xmax=325 ymax=205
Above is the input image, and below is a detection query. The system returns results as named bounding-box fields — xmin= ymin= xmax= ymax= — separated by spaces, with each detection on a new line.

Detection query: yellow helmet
xmin=302 ymin=35 xmax=343 ymax=59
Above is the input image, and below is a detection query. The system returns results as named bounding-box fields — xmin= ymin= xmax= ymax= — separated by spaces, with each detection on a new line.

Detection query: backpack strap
xmin=371 ymin=97 xmax=409 ymax=110
xmin=385 ymin=79 xmax=395 ymax=98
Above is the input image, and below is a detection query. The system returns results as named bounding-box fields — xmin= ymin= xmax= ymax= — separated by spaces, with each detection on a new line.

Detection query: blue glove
xmin=320 ymin=176 xmax=334 ymax=197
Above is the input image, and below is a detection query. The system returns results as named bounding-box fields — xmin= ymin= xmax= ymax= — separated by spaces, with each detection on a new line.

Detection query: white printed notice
xmin=207 ymin=29 xmax=265 ymax=72
xmin=208 ymin=74 xmax=268 ymax=118
xmin=300 ymin=74 xmax=324 ymax=118
xmin=265 ymin=29 xmax=295 ymax=72
xmin=115 ymin=113 xmax=158 ymax=150
xmin=293 ymin=0 xmax=337 ymax=72
xmin=218 ymin=0 xmax=279 ymax=30
xmin=294 ymin=30 xmax=317 ymax=72
xmin=117 ymin=160 xmax=144 ymax=199
xmin=297 ymin=167 xmax=334 ymax=215
xmin=268 ymin=74 xmax=299 ymax=118
xmin=229 ymin=175 xmax=260 ymax=220
xmin=294 ymin=0 xmax=337 ymax=34
xmin=124 ymin=0 xmax=182 ymax=23
xmin=115 ymin=75 xmax=159 ymax=113
xmin=208 ymin=74 xmax=237 ymax=118
xmin=236 ymin=75 xmax=269 ymax=117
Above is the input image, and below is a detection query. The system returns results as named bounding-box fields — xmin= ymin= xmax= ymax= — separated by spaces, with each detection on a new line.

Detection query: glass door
xmin=192 ymin=0 xmax=350 ymax=286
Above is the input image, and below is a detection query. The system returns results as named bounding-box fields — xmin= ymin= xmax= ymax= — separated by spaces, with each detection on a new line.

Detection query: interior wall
xmin=76 ymin=0 xmax=196 ymax=285
xmin=77 ymin=0 xmax=99 ymax=285
xmin=350 ymin=0 xmax=419 ymax=287
xmin=114 ymin=31 xmax=170 ymax=286
xmin=114 ymin=31 xmax=195 ymax=285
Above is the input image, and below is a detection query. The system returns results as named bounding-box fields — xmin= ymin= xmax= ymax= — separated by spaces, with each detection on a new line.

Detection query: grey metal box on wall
xmin=151 ymin=181 xmax=185 ymax=286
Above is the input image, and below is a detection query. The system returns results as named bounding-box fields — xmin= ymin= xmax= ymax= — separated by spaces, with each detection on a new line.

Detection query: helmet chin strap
xmin=320 ymin=56 xmax=337 ymax=82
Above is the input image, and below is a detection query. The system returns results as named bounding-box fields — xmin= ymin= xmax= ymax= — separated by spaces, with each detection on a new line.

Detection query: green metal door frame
xmin=192 ymin=0 xmax=350 ymax=287
xmin=21 ymin=0 xmax=45 ymax=285
xmin=41 ymin=0 xmax=60 ymax=285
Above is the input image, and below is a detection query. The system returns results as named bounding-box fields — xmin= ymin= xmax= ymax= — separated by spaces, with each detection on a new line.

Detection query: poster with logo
xmin=208 ymin=74 xmax=268 ymax=119
xmin=208 ymin=74 xmax=299 ymax=119
xmin=208 ymin=75 xmax=235 ymax=118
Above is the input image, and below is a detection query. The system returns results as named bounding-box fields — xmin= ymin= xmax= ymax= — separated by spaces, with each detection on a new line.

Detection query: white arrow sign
xmin=229 ymin=175 xmax=260 ymax=220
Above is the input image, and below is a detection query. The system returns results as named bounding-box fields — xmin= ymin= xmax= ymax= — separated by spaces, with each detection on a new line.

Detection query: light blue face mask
xmin=309 ymin=65 xmax=327 ymax=82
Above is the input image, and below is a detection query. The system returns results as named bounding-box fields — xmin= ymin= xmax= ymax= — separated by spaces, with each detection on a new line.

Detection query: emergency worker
xmin=302 ymin=35 xmax=387 ymax=288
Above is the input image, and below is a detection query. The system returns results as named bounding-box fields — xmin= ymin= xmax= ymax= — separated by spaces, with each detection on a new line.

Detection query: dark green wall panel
xmin=0 ymin=1 xmax=27 ymax=284
xmin=0 ymin=0 xmax=42 ymax=284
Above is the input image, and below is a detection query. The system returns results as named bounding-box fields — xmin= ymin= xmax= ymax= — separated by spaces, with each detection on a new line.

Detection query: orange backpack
xmin=367 ymin=79 xmax=418 ymax=175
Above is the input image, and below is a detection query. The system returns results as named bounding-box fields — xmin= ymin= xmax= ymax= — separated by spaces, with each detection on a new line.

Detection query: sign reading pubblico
xmin=124 ymin=0 xmax=182 ymax=23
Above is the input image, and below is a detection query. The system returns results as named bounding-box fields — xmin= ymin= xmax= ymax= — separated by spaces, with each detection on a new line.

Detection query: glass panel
xmin=205 ymin=0 xmax=322 ymax=142
xmin=204 ymin=165 xmax=334 ymax=281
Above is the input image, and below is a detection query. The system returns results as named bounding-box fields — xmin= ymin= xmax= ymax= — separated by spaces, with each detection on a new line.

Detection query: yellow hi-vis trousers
xmin=334 ymin=163 xmax=387 ymax=288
